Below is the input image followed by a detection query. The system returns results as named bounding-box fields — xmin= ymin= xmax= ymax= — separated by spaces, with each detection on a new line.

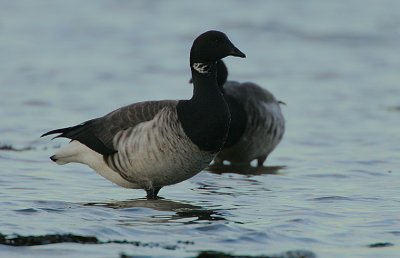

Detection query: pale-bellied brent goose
xmin=41 ymin=31 xmax=246 ymax=199
xmin=212 ymin=60 xmax=285 ymax=167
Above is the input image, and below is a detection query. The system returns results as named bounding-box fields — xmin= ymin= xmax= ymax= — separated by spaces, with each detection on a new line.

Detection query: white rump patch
xmin=192 ymin=63 xmax=211 ymax=74
xmin=51 ymin=140 xmax=139 ymax=189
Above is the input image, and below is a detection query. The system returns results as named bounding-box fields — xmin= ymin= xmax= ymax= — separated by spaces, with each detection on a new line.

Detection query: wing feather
xmin=41 ymin=100 xmax=178 ymax=155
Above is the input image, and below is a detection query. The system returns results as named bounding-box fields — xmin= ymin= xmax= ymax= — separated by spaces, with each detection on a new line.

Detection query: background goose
xmin=212 ymin=60 xmax=285 ymax=167
xmin=41 ymin=30 xmax=246 ymax=199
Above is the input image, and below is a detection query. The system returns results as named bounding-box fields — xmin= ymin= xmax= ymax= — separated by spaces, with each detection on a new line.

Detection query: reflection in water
xmin=85 ymin=198 xmax=198 ymax=211
xmin=387 ymin=105 xmax=400 ymax=112
xmin=194 ymin=250 xmax=316 ymax=258
xmin=84 ymin=198 xmax=225 ymax=223
xmin=0 ymin=144 xmax=34 ymax=152
xmin=206 ymin=163 xmax=285 ymax=175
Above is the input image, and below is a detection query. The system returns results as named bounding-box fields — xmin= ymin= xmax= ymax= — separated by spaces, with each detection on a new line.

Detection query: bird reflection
xmin=84 ymin=198 xmax=225 ymax=223
xmin=206 ymin=163 xmax=285 ymax=175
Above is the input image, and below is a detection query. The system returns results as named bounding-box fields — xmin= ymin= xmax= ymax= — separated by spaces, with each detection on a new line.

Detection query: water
xmin=1 ymin=0 xmax=400 ymax=257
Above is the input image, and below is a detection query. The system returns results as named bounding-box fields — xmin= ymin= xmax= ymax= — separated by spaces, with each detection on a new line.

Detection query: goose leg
xmin=145 ymin=187 xmax=161 ymax=200
xmin=257 ymin=156 xmax=267 ymax=167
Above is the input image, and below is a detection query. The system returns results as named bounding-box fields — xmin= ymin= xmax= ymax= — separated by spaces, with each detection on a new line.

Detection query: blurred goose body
xmin=42 ymin=31 xmax=246 ymax=199
xmin=214 ymin=60 xmax=285 ymax=167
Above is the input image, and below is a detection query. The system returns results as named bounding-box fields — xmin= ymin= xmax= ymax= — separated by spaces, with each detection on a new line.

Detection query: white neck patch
xmin=192 ymin=63 xmax=211 ymax=74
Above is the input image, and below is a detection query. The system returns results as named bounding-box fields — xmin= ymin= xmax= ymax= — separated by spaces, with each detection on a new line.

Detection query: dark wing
xmin=41 ymin=100 xmax=178 ymax=155
xmin=224 ymin=81 xmax=277 ymax=104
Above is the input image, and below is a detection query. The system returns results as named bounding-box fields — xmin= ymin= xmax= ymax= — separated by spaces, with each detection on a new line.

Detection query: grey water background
xmin=1 ymin=0 xmax=400 ymax=257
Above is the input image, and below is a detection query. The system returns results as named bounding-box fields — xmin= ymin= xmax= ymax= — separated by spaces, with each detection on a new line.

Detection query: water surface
xmin=1 ymin=1 xmax=400 ymax=257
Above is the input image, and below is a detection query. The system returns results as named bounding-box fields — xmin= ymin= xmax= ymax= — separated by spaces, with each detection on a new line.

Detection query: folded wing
xmin=41 ymin=100 xmax=178 ymax=155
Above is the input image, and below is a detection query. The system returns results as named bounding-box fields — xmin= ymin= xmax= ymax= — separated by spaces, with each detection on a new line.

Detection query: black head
xmin=190 ymin=30 xmax=246 ymax=64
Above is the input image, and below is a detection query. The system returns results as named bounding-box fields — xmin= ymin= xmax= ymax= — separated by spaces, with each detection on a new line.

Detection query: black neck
xmin=177 ymin=62 xmax=230 ymax=152
xmin=190 ymin=62 xmax=218 ymax=100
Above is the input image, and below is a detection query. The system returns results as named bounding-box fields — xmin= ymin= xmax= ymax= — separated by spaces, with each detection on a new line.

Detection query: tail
xmin=41 ymin=121 xmax=92 ymax=140
xmin=42 ymin=122 xmax=94 ymax=165
xmin=41 ymin=119 xmax=116 ymax=156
